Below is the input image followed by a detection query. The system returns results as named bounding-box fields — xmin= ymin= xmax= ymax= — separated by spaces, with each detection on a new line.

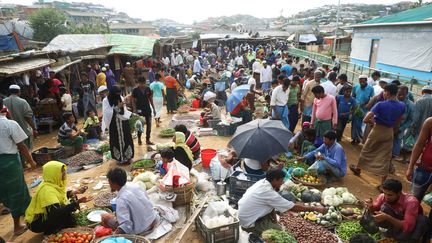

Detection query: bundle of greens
xmin=262 ymin=229 xmax=297 ymax=243
xmin=131 ymin=159 xmax=155 ymax=170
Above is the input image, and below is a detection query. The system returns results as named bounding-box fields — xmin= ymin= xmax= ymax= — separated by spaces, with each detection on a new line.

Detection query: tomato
xmin=87 ymin=235 xmax=93 ymax=240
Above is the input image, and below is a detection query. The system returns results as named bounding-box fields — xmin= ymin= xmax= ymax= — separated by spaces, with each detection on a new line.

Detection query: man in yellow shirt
xmin=96 ymin=67 xmax=107 ymax=88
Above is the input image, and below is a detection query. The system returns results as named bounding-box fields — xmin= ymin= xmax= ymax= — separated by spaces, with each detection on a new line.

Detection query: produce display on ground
xmin=93 ymin=191 xmax=117 ymax=208
xmin=74 ymin=208 xmax=109 ymax=227
xmin=159 ymin=128 xmax=176 ymax=137
xmin=131 ymin=159 xmax=155 ymax=170
xmin=292 ymin=172 xmax=324 ymax=185
xmin=300 ymin=205 xmax=342 ymax=227
xmin=66 ymin=151 xmax=103 ymax=167
xmin=131 ymin=171 xmax=159 ymax=191
xmin=280 ymin=213 xmax=339 ymax=243
xmin=45 ymin=231 xmax=93 ymax=243
xmin=335 ymin=220 xmax=382 ymax=241
xmin=322 ymin=187 xmax=358 ymax=206
xmin=131 ymin=168 xmax=147 ymax=178
xmin=261 ymin=229 xmax=297 ymax=243
xmin=97 ymin=143 xmax=110 ymax=154
xmin=279 ymin=154 xmax=309 ymax=170
xmin=339 ymin=205 xmax=364 ymax=220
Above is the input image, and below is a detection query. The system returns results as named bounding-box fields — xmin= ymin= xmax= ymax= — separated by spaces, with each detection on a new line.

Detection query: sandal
xmin=349 ymin=164 xmax=361 ymax=176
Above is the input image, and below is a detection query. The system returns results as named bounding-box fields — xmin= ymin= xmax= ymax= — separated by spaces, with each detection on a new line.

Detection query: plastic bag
xmin=94 ymin=226 xmax=113 ymax=237
xmin=307 ymin=160 xmax=326 ymax=176
xmin=360 ymin=208 xmax=379 ymax=234
xmin=161 ymin=160 xmax=190 ymax=187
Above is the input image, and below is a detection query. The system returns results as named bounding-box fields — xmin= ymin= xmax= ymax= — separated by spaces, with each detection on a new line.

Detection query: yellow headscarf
xmin=25 ymin=161 xmax=69 ymax=223
xmin=174 ymin=132 xmax=194 ymax=162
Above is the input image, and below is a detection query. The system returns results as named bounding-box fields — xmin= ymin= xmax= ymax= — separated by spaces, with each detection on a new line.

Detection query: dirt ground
xmin=0 ymin=106 xmax=426 ymax=243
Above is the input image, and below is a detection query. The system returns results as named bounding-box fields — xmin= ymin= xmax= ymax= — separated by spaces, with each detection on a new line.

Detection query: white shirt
xmin=321 ymin=80 xmax=337 ymax=97
xmin=193 ymin=59 xmax=202 ymax=73
xmin=336 ymin=83 xmax=345 ymax=95
xmin=244 ymin=158 xmax=261 ymax=170
xmin=260 ymin=66 xmax=272 ymax=83
xmin=176 ymin=54 xmax=184 ymax=65
xmin=162 ymin=57 xmax=170 ymax=66
xmin=238 ymin=179 xmax=294 ymax=228
xmin=210 ymin=156 xmax=233 ymax=181
xmin=247 ymin=77 xmax=256 ymax=86
xmin=374 ymin=85 xmax=384 ymax=96
xmin=0 ymin=115 xmax=28 ymax=154
xmin=270 ymin=85 xmax=288 ymax=106
xmin=235 ymin=56 xmax=244 ymax=66
xmin=61 ymin=93 xmax=72 ymax=111
xmin=367 ymin=77 xmax=376 ymax=86
xmin=252 ymin=61 xmax=262 ymax=73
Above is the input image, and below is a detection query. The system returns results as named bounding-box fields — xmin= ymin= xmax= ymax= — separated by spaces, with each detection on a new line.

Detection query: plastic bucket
xmin=192 ymin=99 xmax=200 ymax=109
xmin=201 ymin=149 xmax=216 ymax=168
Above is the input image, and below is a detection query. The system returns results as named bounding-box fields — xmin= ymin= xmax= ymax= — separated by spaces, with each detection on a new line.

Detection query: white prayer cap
xmin=97 ymin=85 xmax=108 ymax=94
xmin=101 ymin=67 xmax=107 ymax=72
xmin=9 ymin=84 xmax=20 ymax=90
xmin=203 ymin=91 xmax=217 ymax=101
xmin=126 ymin=62 xmax=131 ymax=65
xmin=104 ymin=63 xmax=110 ymax=67
xmin=359 ymin=75 xmax=368 ymax=79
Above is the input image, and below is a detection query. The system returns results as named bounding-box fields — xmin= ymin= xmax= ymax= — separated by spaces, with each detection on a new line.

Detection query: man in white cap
xmin=96 ymin=67 xmax=107 ymax=88
xmin=202 ymin=91 xmax=221 ymax=127
xmin=411 ymin=85 xmax=432 ymax=139
xmin=351 ymin=75 xmax=374 ymax=145
xmin=3 ymin=84 xmax=37 ymax=165
xmin=122 ymin=62 xmax=135 ymax=95
xmin=260 ymin=60 xmax=272 ymax=93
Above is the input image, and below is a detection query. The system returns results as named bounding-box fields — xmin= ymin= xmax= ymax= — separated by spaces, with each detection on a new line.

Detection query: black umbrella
xmin=228 ymin=119 xmax=293 ymax=162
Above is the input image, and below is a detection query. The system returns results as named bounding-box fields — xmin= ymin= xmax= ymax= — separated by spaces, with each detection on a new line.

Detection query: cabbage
xmin=342 ymin=192 xmax=357 ymax=204
xmin=132 ymin=181 xmax=146 ymax=191
xmin=145 ymin=182 xmax=154 ymax=190
xmin=322 ymin=187 xmax=336 ymax=197
xmin=335 ymin=187 xmax=348 ymax=195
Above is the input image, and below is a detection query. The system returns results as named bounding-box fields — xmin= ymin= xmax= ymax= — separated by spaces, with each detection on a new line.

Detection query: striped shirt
xmin=58 ymin=122 xmax=77 ymax=140
xmin=184 ymin=131 xmax=200 ymax=154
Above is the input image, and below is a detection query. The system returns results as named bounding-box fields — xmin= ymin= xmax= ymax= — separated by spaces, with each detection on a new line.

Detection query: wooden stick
xmin=173 ymin=195 xmax=208 ymax=243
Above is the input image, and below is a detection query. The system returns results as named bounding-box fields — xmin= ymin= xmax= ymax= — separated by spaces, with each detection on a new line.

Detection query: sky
xmin=9 ymin=0 xmax=424 ymax=24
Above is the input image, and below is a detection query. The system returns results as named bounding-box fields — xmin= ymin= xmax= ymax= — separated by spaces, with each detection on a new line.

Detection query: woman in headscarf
xmin=106 ymin=86 xmax=134 ymax=164
xmin=172 ymin=132 xmax=194 ymax=170
xmin=25 ymin=161 xmax=90 ymax=235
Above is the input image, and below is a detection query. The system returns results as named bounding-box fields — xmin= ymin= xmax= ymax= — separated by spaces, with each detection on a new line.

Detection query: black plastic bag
xmin=360 ymin=208 xmax=379 ymax=234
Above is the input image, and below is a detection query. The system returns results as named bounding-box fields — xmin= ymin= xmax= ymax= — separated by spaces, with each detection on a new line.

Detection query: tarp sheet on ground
xmin=106 ymin=34 xmax=156 ymax=56
xmin=43 ymin=34 xmax=157 ymax=57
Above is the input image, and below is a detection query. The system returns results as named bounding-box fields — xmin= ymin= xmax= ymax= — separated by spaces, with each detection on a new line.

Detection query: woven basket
xmin=291 ymin=175 xmax=327 ymax=188
xmin=94 ymin=234 xmax=150 ymax=243
xmin=163 ymin=182 xmax=196 ymax=207
xmin=43 ymin=227 xmax=94 ymax=243
xmin=32 ymin=147 xmax=65 ymax=165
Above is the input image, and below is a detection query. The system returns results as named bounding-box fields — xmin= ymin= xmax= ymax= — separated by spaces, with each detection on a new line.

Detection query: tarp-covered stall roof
xmin=0 ymin=58 xmax=55 ymax=76
xmin=106 ymin=34 xmax=157 ymax=56
xmin=51 ymin=59 xmax=82 ymax=73
xmin=43 ymin=34 xmax=111 ymax=53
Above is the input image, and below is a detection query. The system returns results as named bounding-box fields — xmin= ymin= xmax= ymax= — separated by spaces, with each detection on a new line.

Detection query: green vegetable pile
xmin=159 ymin=128 xmax=176 ymax=137
xmin=97 ymin=143 xmax=110 ymax=154
xmin=74 ymin=208 xmax=107 ymax=226
xmin=279 ymin=154 xmax=309 ymax=170
xmin=131 ymin=159 xmax=155 ymax=170
xmin=262 ymin=229 xmax=297 ymax=243
xmin=336 ymin=221 xmax=381 ymax=241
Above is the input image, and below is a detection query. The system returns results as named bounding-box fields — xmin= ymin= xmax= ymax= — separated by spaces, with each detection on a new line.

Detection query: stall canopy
xmin=43 ymin=34 xmax=157 ymax=57
xmin=50 ymin=59 xmax=82 ymax=73
xmin=299 ymin=34 xmax=317 ymax=44
xmin=43 ymin=34 xmax=110 ymax=53
xmin=106 ymin=34 xmax=157 ymax=56
xmin=0 ymin=58 xmax=55 ymax=76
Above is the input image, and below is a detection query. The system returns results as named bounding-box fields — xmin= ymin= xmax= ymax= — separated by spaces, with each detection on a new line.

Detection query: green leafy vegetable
xmin=262 ymin=229 xmax=297 ymax=243
xmin=336 ymin=221 xmax=381 ymax=241
xmin=131 ymin=159 xmax=155 ymax=169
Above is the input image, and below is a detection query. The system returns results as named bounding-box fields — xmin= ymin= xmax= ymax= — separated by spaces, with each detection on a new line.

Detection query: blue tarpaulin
xmin=0 ymin=35 xmax=18 ymax=51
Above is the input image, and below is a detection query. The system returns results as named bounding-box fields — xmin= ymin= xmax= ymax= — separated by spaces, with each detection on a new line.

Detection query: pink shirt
xmin=311 ymin=95 xmax=338 ymax=126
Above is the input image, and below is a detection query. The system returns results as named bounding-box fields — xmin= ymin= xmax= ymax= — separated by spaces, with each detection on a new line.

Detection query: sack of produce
xmin=360 ymin=208 xmax=379 ymax=234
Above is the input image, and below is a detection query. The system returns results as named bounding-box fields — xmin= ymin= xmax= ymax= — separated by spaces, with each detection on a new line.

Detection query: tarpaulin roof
xmin=105 ymin=34 xmax=156 ymax=56
xmin=43 ymin=34 xmax=157 ymax=56
xmin=43 ymin=34 xmax=109 ymax=53
xmin=299 ymin=34 xmax=317 ymax=43
xmin=0 ymin=58 xmax=55 ymax=76
xmin=354 ymin=4 xmax=432 ymax=27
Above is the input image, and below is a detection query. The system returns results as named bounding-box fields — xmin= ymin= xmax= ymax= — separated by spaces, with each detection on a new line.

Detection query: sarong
xmin=166 ymin=88 xmax=177 ymax=112
xmin=153 ymin=96 xmax=163 ymax=118
xmin=0 ymin=153 xmax=31 ymax=218
xmin=357 ymin=124 xmax=393 ymax=176
xmin=273 ymin=105 xmax=289 ymax=130
xmin=314 ymin=119 xmax=332 ymax=138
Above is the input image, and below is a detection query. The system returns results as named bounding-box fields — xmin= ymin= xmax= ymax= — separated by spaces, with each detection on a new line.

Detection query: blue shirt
xmin=280 ymin=64 xmax=293 ymax=76
xmin=352 ymin=84 xmax=374 ymax=111
xmin=149 ymin=81 xmax=165 ymax=98
xmin=336 ymin=95 xmax=356 ymax=117
xmin=304 ymin=142 xmax=347 ymax=176
xmin=371 ymin=100 xmax=406 ymax=127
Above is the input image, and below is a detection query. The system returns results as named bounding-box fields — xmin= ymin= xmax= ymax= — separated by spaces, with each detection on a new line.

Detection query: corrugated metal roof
xmin=358 ymin=4 xmax=432 ymax=26
xmin=0 ymin=58 xmax=55 ymax=76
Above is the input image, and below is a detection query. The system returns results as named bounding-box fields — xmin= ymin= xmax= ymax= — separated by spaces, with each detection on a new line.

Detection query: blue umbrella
xmin=226 ymin=84 xmax=250 ymax=112
xmin=228 ymin=119 xmax=293 ymax=162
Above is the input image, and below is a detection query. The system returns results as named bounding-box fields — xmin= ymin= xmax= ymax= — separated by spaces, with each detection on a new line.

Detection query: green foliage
xmin=68 ymin=22 xmax=110 ymax=34
xmin=29 ymin=8 xmax=67 ymax=42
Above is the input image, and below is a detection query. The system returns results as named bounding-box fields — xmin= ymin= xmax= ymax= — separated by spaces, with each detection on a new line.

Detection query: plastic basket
xmin=94 ymin=234 xmax=150 ymax=243
xmin=32 ymin=147 xmax=65 ymax=165
xmin=195 ymin=206 xmax=240 ymax=243
xmin=228 ymin=171 xmax=265 ymax=205
xmin=208 ymin=119 xmax=221 ymax=128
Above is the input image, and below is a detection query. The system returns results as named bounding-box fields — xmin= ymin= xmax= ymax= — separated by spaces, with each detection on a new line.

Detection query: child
xmin=58 ymin=112 xmax=83 ymax=153
xmin=288 ymin=121 xmax=311 ymax=153
xmin=135 ymin=118 xmax=144 ymax=145
xmin=59 ymin=87 xmax=73 ymax=123
xmin=336 ymin=85 xmax=356 ymax=142
xmin=83 ymin=110 xmax=101 ymax=139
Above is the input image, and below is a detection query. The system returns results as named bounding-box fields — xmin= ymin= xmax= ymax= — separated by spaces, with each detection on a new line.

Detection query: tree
xmin=68 ymin=22 xmax=110 ymax=34
xmin=29 ymin=8 xmax=67 ymax=42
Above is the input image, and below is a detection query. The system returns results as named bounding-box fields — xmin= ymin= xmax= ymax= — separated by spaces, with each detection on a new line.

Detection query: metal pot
xmin=216 ymin=181 xmax=227 ymax=196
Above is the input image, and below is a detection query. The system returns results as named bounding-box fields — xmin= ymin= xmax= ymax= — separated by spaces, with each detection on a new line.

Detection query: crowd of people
xmin=0 ymin=41 xmax=431 ymax=241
